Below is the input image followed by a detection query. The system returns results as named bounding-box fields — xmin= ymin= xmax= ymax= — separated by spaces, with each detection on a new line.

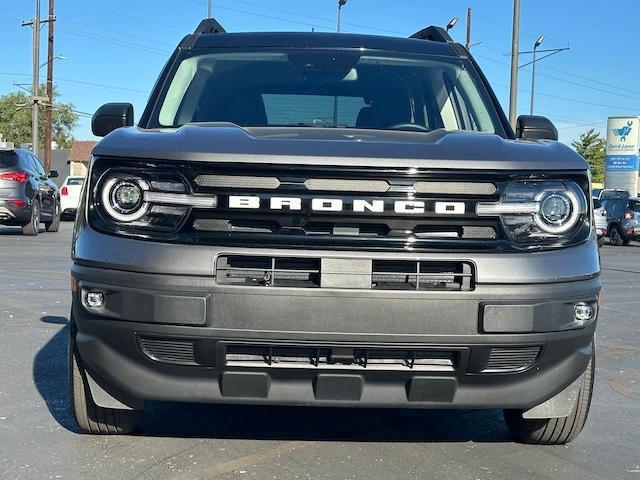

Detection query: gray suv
xmin=0 ymin=148 xmax=61 ymax=235
xmin=69 ymin=20 xmax=600 ymax=444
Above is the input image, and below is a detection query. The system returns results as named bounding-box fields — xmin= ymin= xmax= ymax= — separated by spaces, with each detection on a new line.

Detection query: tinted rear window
xmin=0 ymin=151 xmax=18 ymax=168
xmin=629 ymin=201 xmax=640 ymax=212
xmin=67 ymin=178 xmax=85 ymax=186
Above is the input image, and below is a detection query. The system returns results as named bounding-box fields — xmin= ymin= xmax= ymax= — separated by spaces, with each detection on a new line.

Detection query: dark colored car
xmin=602 ymin=196 xmax=640 ymax=245
xmin=69 ymin=21 xmax=600 ymax=444
xmin=0 ymin=148 xmax=61 ymax=235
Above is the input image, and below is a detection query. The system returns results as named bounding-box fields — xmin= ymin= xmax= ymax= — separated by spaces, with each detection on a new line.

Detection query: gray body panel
xmin=93 ymin=125 xmax=589 ymax=171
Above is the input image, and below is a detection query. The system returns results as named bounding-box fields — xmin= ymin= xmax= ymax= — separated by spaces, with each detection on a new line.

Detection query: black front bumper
xmin=71 ymin=263 xmax=598 ymax=410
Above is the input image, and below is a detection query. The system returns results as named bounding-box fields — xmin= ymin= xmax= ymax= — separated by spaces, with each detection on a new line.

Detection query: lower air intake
xmin=139 ymin=337 xmax=198 ymax=366
xmin=483 ymin=346 xmax=541 ymax=373
xmin=225 ymin=345 xmax=457 ymax=372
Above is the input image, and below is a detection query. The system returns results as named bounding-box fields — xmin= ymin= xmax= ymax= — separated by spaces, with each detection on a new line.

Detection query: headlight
xmin=101 ymin=176 xmax=150 ymax=222
xmin=476 ymin=181 xmax=589 ymax=246
xmin=94 ymin=167 xmax=217 ymax=234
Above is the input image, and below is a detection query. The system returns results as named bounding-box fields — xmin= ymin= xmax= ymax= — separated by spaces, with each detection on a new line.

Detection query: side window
xmin=18 ymin=153 xmax=32 ymax=173
xmin=31 ymin=155 xmax=45 ymax=176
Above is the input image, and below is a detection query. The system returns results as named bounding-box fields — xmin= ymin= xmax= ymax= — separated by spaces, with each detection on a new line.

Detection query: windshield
xmin=155 ymin=50 xmax=501 ymax=134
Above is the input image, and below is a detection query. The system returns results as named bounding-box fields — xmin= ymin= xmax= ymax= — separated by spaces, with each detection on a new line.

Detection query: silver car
xmin=593 ymin=198 xmax=608 ymax=247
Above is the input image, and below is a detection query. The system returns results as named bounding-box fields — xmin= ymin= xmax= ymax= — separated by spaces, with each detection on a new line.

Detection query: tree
xmin=572 ymin=129 xmax=606 ymax=183
xmin=0 ymin=86 xmax=79 ymax=150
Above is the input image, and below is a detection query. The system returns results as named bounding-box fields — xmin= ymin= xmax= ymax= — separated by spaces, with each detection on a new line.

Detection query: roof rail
xmin=410 ymin=26 xmax=453 ymax=43
xmin=194 ymin=18 xmax=226 ymax=34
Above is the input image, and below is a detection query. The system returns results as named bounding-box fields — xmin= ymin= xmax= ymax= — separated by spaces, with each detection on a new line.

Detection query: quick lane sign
xmin=606 ymin=117 xmax=640 ymax=171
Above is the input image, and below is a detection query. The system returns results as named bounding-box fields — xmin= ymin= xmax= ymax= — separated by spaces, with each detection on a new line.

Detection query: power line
xmin=474 ymin=51 xmax=640 ymax=103
xmin=65 ymin=0 xmax=187 ymax=31
xmin=225 ymin=0 xmax=407 ymax=35
xmin=0 ymin=71 xmax=149 ymax=97
xmin=185 ymin=0 xmax=331 ymax=30
xmin=57 ymin=17 xmax=176 ymax=48
xmin=57 ymin=26 xmax=170 ymax=56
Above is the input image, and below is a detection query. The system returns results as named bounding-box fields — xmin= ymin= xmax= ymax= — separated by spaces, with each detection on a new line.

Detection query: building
xmin=67 ymin=140 xmax=97 ymax=177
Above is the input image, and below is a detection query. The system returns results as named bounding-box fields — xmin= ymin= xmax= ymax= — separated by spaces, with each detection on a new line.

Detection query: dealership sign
xmin=606 ymin=117 xmax=640 ymax=171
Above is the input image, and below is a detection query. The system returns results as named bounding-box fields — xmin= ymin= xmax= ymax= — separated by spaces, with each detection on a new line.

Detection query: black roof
xmin=185 ymin=31 xmax=462 ymax=57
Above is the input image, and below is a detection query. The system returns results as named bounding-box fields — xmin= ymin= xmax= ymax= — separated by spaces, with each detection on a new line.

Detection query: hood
xmin=93 ymin=123 xmax=588 ymax=171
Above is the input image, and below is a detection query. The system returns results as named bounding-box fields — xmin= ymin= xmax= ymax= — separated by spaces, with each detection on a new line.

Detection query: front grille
xmin=216 ymin=254 xmax=474 ymax=291
xmin=483 ymin=346 xmax=541 ymax=373
xmin=225 ymin=345 xmax=458 ymax=372
xmin=183 ymin=163 xmax=506 ymax=251
xmin=139 ymin=337 xmax=198 ymax=365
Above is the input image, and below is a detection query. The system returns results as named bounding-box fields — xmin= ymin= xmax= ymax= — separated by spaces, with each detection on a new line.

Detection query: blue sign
xmin=606 ymin=155 xmax=639 ymax=171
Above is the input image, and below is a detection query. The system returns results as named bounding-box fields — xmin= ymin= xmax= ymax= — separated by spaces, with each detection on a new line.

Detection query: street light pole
xmin=465 ymin=8 xmax=472 ymax=50
xmin=334 ymin=0 xmax=347 ymax=126
xmin=337 ymin=0 xmax=347 ymax=33
xmin=508 ymin=0 xmax=520 ymax=130
xmin=208 ymin=0 xmax=212 ymax=18
xmin=530 ymin=35 xmax=544 ymax=116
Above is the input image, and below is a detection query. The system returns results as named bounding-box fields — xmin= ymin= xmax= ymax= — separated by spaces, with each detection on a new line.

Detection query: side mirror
xmin=92 ymin=103 xmax=134 ymax=137
xmin=516 ymin=115 xmax=558 ymax=141
xmin=48 ymin=170 xmax=59 ymax=179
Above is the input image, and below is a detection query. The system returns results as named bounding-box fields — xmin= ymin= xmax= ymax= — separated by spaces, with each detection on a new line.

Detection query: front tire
xmin=69 ymin=318 xmax=143 ymax=434
xmin=504 ymin=353 xmax=594 ymax=445
xmin=21 ymin=200 xmax=40 ymax=236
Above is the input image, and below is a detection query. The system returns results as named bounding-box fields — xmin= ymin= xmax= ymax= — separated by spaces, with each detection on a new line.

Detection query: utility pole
xmin=508 ymin=0 xmax=520 ymax=130
xmin=26 ymin=0 xmax=41 ymax=158
xmin=465 ymin=8 xmax=472 ymax=50
xmin=208 ymin=0 xmax=212 ymax=18
xmin=44 ymin=0 xmax=55 ymax=172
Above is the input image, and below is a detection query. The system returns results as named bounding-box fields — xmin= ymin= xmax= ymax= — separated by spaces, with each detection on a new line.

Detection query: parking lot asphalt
xmin=0 ymin=222 xmax=639 ymax=480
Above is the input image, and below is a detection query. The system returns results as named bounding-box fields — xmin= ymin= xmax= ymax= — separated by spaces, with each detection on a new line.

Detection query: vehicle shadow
xmin=0 ymin=226 xmax=28 ymax=235
xmin=33 ymin=315 xmax=81 ymax=433
xmin=33 ymin=316 xmax=511 ymax=442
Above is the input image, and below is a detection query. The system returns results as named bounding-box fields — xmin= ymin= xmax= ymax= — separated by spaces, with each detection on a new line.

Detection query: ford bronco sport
xmin=70 ymin=20 xmax=600 ymax=444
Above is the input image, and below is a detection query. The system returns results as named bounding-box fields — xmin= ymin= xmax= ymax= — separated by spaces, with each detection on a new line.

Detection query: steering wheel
xmin=388 ymin=123 xmax=431 ymax=132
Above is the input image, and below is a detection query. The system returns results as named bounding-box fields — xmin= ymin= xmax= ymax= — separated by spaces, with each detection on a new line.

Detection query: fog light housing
xmin=86 ymin=292 xmax=105 ymax=308
xmin=574 ymin=302 xmax=594 ymax=322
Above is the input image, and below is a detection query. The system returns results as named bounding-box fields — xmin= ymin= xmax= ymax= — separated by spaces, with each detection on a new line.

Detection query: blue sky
xmin=1 ymin=0 xmax=638 ymax=145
